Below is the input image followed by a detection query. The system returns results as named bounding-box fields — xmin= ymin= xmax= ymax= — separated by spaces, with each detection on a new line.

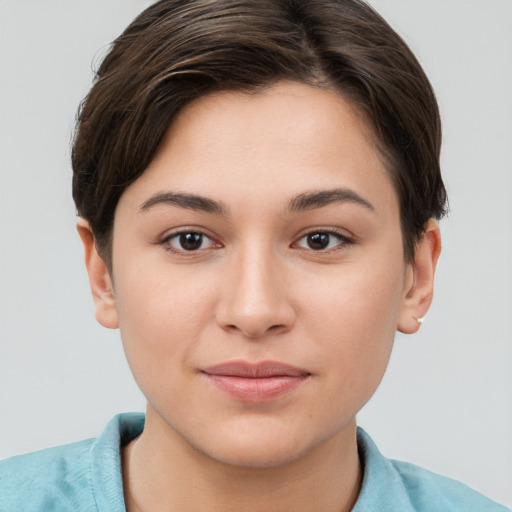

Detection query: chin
xmin=191 ymin=418 xmax=339 ymax=470
xmin=204 ymin=438 xmax=307 ymax=469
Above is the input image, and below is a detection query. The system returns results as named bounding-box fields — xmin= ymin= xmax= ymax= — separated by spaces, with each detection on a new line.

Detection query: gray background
xmin=1 ymin=0 xmax=511 ymax=507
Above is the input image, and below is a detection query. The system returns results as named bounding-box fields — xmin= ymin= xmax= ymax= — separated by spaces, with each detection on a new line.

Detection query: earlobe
xmin=397 ymin=219 xmax=441 ymax=334
xmin=77 ymin=218 xmax=119 ymax=329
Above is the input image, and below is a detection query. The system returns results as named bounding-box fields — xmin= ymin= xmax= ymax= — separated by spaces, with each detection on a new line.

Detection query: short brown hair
xmin=72 ymin=0 xmax=447 ymax=265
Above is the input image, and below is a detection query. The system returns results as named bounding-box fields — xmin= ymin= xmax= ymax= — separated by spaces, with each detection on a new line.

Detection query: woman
xmin=0 ymin=1 xmax=508 ymax=510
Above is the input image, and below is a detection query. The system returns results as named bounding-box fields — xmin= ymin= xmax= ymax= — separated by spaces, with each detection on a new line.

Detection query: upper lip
xmin=201 ymin=360 xmax=310 ymax=378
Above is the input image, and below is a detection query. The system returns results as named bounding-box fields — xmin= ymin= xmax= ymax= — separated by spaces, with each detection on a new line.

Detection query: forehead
xmin=117 ymin=81 xmax=398 ymax=220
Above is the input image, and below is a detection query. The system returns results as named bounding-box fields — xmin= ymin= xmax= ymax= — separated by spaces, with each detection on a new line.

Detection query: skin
xmin=78 ymin=81 xmax=441 ymax=512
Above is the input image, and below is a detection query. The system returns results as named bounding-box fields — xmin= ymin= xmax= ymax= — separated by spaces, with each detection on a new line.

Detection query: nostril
xmin=221 ymin=322 xmax=288 ymax=339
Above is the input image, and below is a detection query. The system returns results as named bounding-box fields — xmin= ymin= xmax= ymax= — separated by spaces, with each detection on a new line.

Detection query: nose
xmin=215 ymin=246 xmax=296 ymax=339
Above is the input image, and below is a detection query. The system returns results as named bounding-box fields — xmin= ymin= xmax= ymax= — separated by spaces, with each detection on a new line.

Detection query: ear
xmin=77 ymin=218 xmax=119 ymax=329
xmin=397 ymin=219 xmax=441 ymax=334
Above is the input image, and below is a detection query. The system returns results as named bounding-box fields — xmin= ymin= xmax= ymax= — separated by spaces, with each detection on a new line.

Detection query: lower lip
xmin=205 ymin=374 xmax=308 ymax=402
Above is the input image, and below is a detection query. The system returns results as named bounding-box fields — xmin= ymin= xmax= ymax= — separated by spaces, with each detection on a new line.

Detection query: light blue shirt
xmin=0 ymin=413 xmax=508 ymax=511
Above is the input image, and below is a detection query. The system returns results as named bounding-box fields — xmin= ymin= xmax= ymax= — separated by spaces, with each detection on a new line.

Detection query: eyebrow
xmin=139 ymin=192 xmax=228 ymax=215
xmin=139 ymin=187 xmax=374 ymax=216
xmin=288 ymin=188 xmax=375 ymax=212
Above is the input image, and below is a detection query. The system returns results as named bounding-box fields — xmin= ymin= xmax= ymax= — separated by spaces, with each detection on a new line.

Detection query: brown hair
xmin=72 ymin=0 xmax=447 ymax=265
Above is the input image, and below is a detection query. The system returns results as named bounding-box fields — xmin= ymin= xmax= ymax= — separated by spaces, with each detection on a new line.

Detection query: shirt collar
xmin=89 ymin=415 xmax=412 ymax=511
xmin=353 ymin=427 xmax=413 ymax=511
xmin=90 ymin=413 xmax=145 ymax=512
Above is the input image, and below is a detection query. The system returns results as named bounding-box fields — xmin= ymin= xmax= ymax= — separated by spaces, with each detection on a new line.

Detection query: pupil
xmin=180 ymin=233 xmax=202 ymax=251
xmin=307 ymin=233 xmax=329 ymax=250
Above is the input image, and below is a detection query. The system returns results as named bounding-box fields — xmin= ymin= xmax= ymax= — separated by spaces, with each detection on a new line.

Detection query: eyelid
xmin=159 ymin=227 xmax=222 ymax=254
xmin=292 ymin=228 xmax=355 ymax=251
xmin=156 ymin=225 xmax=355 ymax=255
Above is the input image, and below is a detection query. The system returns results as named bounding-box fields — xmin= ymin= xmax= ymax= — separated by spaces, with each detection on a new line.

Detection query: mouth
xmin=201 ymin=361 xmax=311 ymax=402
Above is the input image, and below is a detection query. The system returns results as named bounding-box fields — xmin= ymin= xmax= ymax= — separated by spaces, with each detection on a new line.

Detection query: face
xmin=90 ymin=81 xmax=429 ymax=468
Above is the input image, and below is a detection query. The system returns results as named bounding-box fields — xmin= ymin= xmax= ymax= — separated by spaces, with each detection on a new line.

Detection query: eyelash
xmin=159 ymin=228 xmax=355 ymax=255
xmin=160 ymin=230 xmax=220 ymax=255
xmin=294 ymin=229 xmax=354 ymax=252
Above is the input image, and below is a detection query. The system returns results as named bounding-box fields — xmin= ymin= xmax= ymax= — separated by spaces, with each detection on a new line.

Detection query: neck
xmin=122 ymin=409 xmax=362 ymax=512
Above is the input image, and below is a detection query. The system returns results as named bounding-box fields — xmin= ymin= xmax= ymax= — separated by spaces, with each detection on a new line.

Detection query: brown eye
xmin=296 ymin=231 xmax=353 ymax=252
xmin=179 ymin=232 xmax=203 ymax=251
xmin=307 ymin=233 xmax=330 ymax=250
xmin=163 ymin=231 xmax=216 ymax=253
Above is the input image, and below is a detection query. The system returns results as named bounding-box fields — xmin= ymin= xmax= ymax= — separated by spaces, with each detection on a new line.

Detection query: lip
xmin=201 ymin=361 xmax=311 ymax=402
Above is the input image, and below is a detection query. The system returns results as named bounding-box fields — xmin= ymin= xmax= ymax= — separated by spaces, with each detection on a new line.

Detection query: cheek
xmin=300 ymin=257 xmax=405 ymax=336
xmin=113 ymin=267 xmax=219 ymax=373
xmin=298 ymin=294 xmax=396 ymax=428
xmin=297 ymin=254 xmax=405 ymax=386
